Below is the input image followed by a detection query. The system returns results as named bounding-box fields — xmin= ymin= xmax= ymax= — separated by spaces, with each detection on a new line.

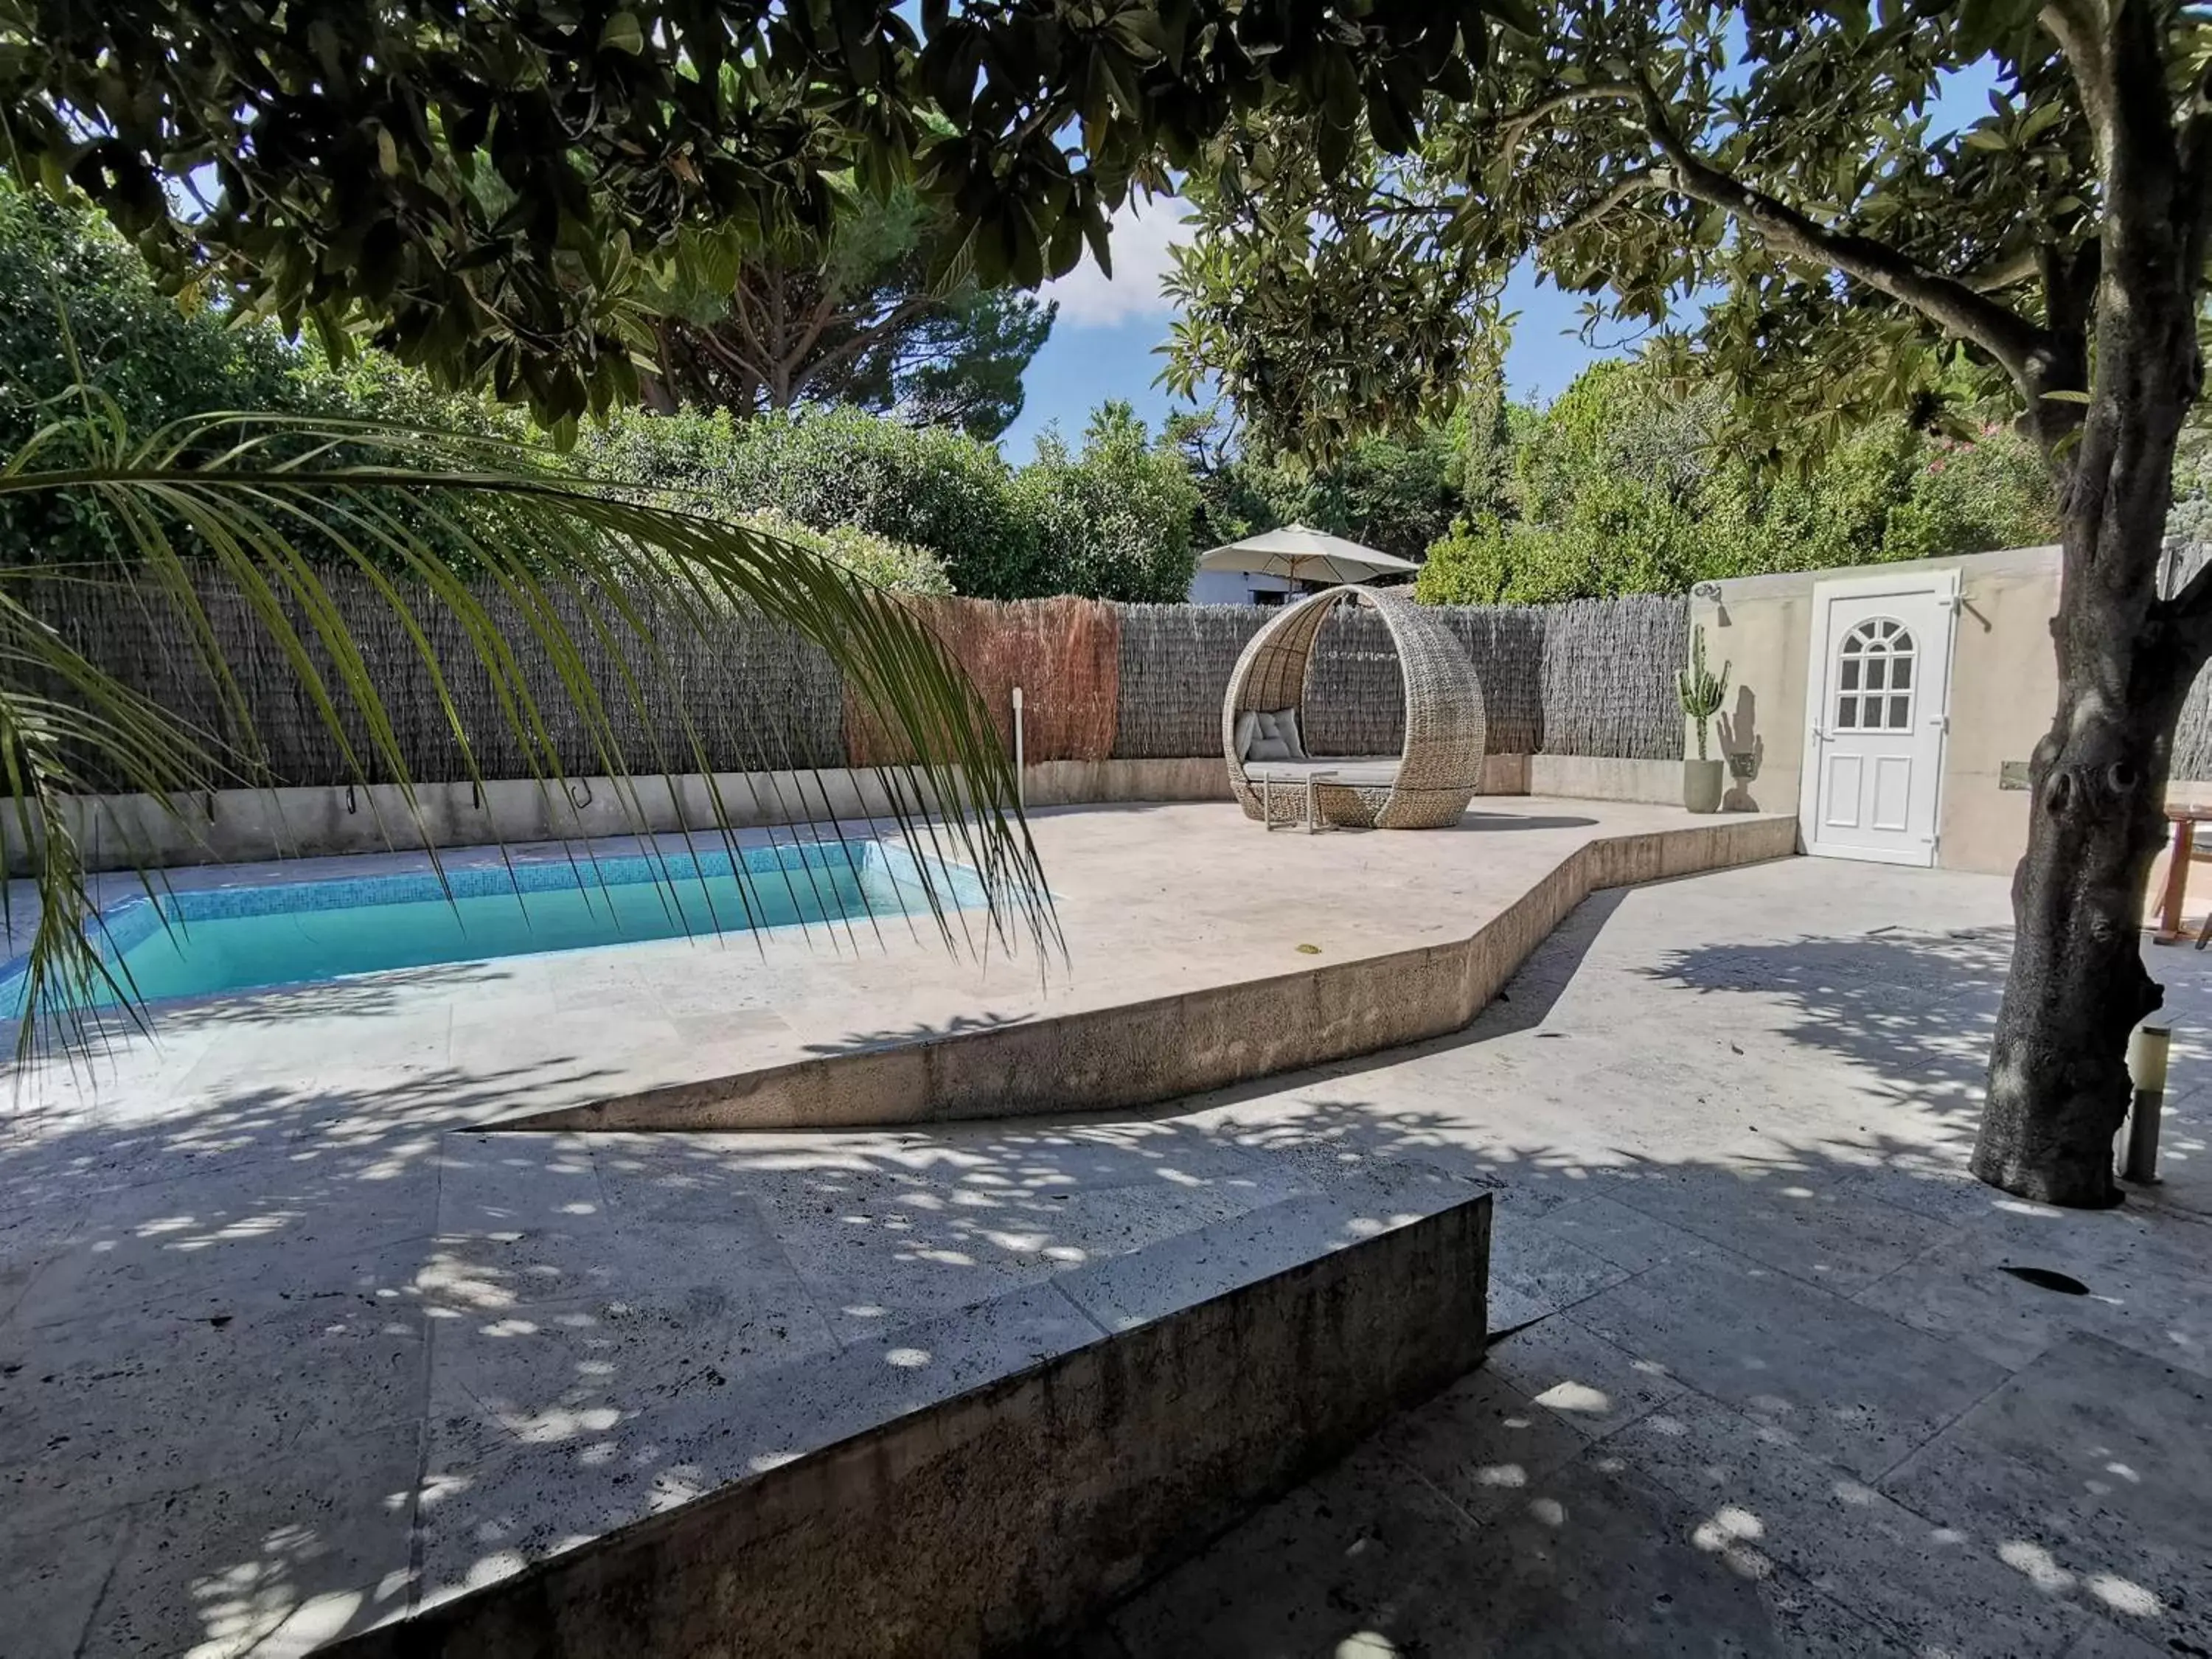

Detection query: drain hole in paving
xmin=2000 ymin=1265 xmax=2090 ymax=1295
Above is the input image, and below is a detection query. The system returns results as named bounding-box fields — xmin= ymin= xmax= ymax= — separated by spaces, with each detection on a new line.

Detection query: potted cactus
xmin=1677 ymin=625 xmax=1731 ymax=813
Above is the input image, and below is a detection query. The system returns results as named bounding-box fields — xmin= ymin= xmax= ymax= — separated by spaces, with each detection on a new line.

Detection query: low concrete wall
xmin=15 ymin=751 xmax=1654 ymax=872
xmin=9 ymin=771 xmax=930 ymax=874
xmin=1023 ymin=756 xmax=1229 ymax=807
xmin=1527 ymin=754 xmax=1681 ymax=804
xmin=504 ymin=813 xmax=1795 ymax=1133
xmin=325 ymin=1189 xmax=1492 ymax=1659
xmin=1478 ymin=751 xmax=1531 ymax=795
xmin=13 ymin=761 xmax=1214 ymax=873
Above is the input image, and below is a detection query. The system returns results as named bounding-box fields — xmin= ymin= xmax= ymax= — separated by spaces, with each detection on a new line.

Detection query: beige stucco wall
xmin=1938 ymin=552 xmax=2064 ymax=873
xmin=1690 ymin=545 xmax=2061 ymax=876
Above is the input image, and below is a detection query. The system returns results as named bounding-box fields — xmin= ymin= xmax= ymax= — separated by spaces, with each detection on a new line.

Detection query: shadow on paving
xmin=1067 ymin=890 xmax=2212 ymax=1659
xmin=1 ymin=868 xmax=2209 ymax=1658
xmin=1 ymin=956 xmax=534 ymax=1048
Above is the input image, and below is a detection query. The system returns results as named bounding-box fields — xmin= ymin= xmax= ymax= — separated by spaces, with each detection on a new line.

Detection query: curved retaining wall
xmin=495 ymin=813 xmax=1796 ymax=1134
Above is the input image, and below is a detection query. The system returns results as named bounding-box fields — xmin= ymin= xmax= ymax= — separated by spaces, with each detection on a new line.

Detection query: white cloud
xmin=1038 ymin=197 xmax=1194 ymax=327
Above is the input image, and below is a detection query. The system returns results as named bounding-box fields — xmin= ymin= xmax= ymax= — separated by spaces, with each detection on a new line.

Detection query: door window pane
xmin=1835 ymin=618 xmax=1918 ymax=734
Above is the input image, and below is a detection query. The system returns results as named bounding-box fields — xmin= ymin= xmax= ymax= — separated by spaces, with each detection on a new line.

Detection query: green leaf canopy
xmin=0 ymin=0 xmax=1530 ymax=425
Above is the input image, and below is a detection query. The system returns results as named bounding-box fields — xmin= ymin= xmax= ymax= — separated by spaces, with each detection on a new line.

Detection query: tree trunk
xmin=1972 ymin=284 xmax=2203 ymax=1207
xmin=1974 ymin=585 xmax=2180 ymax=1208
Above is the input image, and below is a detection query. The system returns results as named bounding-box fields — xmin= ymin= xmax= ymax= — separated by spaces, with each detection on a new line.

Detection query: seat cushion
xmin=1254 ymin=706 xmax=1306 ymax=759
xmin=1244 ymin=757 xmax=1401 ymax=787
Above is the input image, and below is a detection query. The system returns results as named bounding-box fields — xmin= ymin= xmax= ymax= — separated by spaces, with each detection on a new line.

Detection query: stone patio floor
xmin=1079 ymin=861 xmax=2212 ymax=1659
xmin=4 ymin=840 xmax=2209 ymax=1656
xmin=1 ymin=797 xmax=1731 ymax=1127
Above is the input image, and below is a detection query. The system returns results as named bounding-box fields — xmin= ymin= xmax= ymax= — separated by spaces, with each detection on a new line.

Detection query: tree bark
xmin=1972 ymin=232 xmax=2205 ymax=1206
xmin=1975 ymin=528 xmax=2185 ymax=1208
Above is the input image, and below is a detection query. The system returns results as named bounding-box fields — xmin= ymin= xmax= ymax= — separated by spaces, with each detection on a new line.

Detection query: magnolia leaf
xmin=1482 ymin=0 xmax=1541 ymax=35
xmin=599 ymin=11 xmax=644 ymax=54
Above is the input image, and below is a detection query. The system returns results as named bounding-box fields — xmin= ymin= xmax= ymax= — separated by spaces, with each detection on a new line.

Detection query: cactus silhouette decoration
xmin=1677 ymin=625 xmax=1731 ymax=762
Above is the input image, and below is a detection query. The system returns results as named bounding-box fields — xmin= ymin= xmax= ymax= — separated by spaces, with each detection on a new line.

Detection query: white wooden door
xmin=1800 ymin=571 xmax=1958 ymax=866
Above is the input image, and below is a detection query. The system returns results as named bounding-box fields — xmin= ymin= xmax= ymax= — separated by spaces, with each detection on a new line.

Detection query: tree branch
xmin=2045 ymin=0 xmax=2188 ymax=289
xmin=1632 ymin=81 xmax=2062 ymax=389
xmin=1963 ymin=247 xmax=2042 ymax=293
xmin=2162 ymin=549 xmax=2212 ymax=617
xmin=1368 ymin=190 xmax=1458 ymax=223
xmin=2040 ymin=0 xmax=2117 ymax=170
xmin=795 ymin=294 xmax=939 ymax=387
xmin=1545 ymin=167 xmax=1671 ymax=244
xmin=1498 ymin=83 xmax=1642 ymax=159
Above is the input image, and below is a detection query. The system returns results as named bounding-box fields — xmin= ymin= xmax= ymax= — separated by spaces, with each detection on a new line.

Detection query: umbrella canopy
xmin=1195 ymin=524 xmax=1419 ymax=585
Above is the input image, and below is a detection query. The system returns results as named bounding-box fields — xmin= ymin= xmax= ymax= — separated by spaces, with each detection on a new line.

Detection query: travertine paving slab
xmin=1612 ymin=1391 xmax=2085 ymax=1658
xmin=1879 ymin=1334 xmax=2212 ymax=1655
xmin=1570 ymin=1249 xmax=2008 ymax=1480
xmin=0 ymin=1266 xmax=428 ymax=1532
xmin=1851 ymin=1206 xmax=2212 ymax=1377
xmin=1579 ymin=1161 xmax=1959 ymax=1294
xmin=10 ymin=1509 xmax=128 ymax=1659
xmin=1109 ymin=1436 xmax=1899 ymax=1658
xmin=80 ymin=1422 xmax=421 ymax=1659
xmin=1084 ymin=859 xmax=2212 ymax=1657
xmin=1482 ymin=1312 xmax=1687 ymax=1442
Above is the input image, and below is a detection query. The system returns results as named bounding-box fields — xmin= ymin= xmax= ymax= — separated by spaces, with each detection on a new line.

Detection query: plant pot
xmin=1683 ymin=758 xmax=1725 ymax=814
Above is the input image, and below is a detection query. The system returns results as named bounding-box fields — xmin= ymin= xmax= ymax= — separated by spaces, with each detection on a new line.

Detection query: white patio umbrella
xmin=1194 ymin=524 xmax=1419 ymax=585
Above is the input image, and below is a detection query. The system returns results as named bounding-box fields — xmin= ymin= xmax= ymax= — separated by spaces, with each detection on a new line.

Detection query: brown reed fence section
xmin=17 ymin=566 xmax=846 ymax=789
xmin=842 ymin=596 xmax=1119 ymax=768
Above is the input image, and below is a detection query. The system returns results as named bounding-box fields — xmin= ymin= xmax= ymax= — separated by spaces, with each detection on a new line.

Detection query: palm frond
xmin=0 ymin=410 xmax=1056 ymax=1057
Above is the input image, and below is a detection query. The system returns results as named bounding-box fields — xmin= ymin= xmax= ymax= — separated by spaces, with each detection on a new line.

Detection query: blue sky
xmin=995 ymin=209 xmax=1649 ymax=462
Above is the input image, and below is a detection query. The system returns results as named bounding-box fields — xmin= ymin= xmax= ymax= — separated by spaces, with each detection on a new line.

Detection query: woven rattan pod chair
xmin=1222 ymin=584 xmax=1486 ymax=829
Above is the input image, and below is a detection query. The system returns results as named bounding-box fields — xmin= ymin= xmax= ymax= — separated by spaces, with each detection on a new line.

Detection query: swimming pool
xmin=3 ymin=839 xmax=987 ymax=1013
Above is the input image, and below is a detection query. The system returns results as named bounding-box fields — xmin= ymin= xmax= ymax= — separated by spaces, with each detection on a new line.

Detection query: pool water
xmin=5 ymin=841 xmax=984 ymax=1012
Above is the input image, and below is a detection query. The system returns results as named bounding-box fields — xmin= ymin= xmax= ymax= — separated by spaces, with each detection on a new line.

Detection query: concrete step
xmin=335 ymin=1174 xmax=1495 ymax=1658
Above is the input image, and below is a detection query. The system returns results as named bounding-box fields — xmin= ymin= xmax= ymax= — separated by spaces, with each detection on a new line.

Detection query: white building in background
xmin=1186 ymin=524 xmax=1420 ymax=606
xmin=1186 ymin=566 xmax=1300 ymax=606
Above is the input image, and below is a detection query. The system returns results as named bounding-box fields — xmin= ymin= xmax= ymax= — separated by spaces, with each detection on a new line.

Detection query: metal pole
xmin=2123 ymin=1023 xmax=2169 ymax=1184
xmin=1012 ymin=686 xmax=1025 ymax=810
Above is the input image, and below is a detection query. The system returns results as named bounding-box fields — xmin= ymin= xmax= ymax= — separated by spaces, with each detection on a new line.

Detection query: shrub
xmin=742 ymin=511 xmax=951 ymax=594
xmin=1012 ymin=403 xmax=1200 ymax=602
xmin=0 ymin=187 xmax=307 ymax=567
xmin=714 ymin=406 xmax=1042 ymax=598
xmin=1419 ymin=360 xmax=2062 ymax=602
